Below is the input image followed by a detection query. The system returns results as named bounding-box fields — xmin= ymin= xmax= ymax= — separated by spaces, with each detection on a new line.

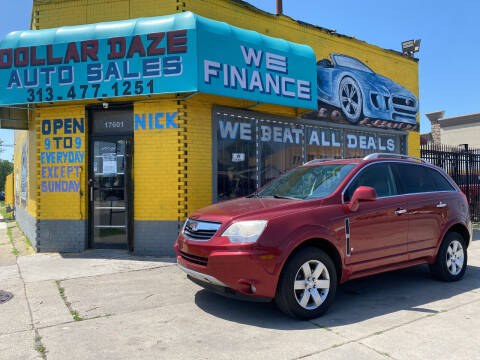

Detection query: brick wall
xmin=133 ymin=99 xmax=183 ymax=221
xmin=35 ymin=105 xmax=88 ymax=220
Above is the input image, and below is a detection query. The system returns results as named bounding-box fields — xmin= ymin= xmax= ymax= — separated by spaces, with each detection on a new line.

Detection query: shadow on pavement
xmin=194 ymin=264 xmax=480 ymax=329
xmin=58 ymin=249 xmax=176 ymax=263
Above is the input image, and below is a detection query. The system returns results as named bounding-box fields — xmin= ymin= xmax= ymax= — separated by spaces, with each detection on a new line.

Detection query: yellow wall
xmin=5 ymin=173 xmax=14 ymax=209
xmin=130 ymin=93 xmax=301 ymax=222
xmin=133 ymin=99 xmax=184 ymax=221
xmin=13 ymin=115 xmax=37 ymax=217
xmin=35 ymin=105 xmax=87 ymax=220
xmin=31 ymin=0 xmax=420 ymax=157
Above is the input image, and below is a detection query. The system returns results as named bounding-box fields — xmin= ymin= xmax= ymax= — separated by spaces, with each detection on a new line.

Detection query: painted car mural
xmin=313 ymin=54 xmax=418 ymax=127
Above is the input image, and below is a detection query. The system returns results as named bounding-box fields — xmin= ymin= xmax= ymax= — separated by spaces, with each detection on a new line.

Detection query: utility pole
xmin=276 ymin=0 xmax=283 ymax=15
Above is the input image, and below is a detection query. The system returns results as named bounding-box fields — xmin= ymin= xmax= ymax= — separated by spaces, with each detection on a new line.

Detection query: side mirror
xmin=348 ymin=186 xmax=377 ymax=212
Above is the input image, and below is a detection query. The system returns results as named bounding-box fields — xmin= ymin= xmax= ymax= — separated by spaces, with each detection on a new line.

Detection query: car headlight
xmin=222 ymin=220 xmax=268 ymax=244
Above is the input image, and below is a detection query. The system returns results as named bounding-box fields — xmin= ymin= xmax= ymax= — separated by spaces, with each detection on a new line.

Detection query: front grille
xmin=392 ymin=96 xmax=416 ymax=108
xmin=384 ymin=96 xmax=390 ymax=110
xmin=180 ymin=250 xmax=208 ymax=266
xmin=392 ymin=113 xmax=416 ymax=121
xmin=183 ymin=218 xmax=221 ymax=241
xmin=393 ymin=107 xmax=417 ymax=115
xmin=183 ymin=228 xmax=217 ymax=240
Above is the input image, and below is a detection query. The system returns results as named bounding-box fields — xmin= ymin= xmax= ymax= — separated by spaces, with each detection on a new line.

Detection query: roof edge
xmin=227 ymin=0 xmax=419 ymax=63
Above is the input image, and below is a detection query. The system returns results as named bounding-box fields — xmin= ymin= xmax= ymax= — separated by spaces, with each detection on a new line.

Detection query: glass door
xmin=89 ymin=137 xmax=132 ymax=249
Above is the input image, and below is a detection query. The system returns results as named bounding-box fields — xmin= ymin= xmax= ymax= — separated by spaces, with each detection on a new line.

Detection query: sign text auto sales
xmin=0 ymin=29 xmax=188 ymax=103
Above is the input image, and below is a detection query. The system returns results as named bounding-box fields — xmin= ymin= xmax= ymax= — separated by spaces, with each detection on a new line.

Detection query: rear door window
xmin=424 ymin=167 xmax=456 ymax=191
xmin=392 ymin=163 xmax=454 ymax=194
xmin=344 ymin=163 xmax=398 ymax=201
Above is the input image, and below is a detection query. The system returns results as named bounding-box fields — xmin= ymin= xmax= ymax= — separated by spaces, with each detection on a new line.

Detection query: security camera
xmin=102 ymin=102 xmax=109 ymax=109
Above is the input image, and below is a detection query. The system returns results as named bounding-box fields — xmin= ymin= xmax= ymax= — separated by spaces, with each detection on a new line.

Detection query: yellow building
xmin=3 ymin=0 xmax=419 ymax=254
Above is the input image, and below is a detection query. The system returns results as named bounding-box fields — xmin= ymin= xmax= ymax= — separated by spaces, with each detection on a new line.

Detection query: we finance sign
xmin=197 ymin=18 xmax=317 ymax=109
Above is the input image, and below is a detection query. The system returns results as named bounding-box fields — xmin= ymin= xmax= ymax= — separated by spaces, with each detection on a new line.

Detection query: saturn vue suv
xmin=175 ymin=154 xmax=471 ymax=319
xmin=316 ymin=54 xmax=419 ymax=124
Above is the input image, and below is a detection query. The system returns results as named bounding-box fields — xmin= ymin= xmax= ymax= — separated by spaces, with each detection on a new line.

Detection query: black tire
xmin=275 ymin=247 xmax=337 ymax=319
xmin=430 ymin=232 xmax=467 ymax=282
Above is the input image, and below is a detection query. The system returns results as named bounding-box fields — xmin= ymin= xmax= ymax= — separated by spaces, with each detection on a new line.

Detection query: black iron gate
xmin=421 ymin=143 xmax=480 ymax=222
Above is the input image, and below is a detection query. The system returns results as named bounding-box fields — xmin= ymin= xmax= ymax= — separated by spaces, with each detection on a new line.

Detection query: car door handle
xmin=436 ymin=202 xmax=447 ymax=208
xmin=395 ymin=209 xmax=407 ymax=215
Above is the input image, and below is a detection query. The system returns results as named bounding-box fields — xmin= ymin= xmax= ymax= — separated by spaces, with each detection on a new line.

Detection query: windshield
xmin=255 ymin=164 xmax=356 ymax=200
xmin=332 ymin=55 xmax=373 ymax=73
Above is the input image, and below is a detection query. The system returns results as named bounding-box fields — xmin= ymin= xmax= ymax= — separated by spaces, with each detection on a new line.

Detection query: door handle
xmin=436 ymin=202 xmax=447 ymax=208
xmin=88 ymin=179 xmax=94 ymax=201
xmin=395 ymin=209 xmax=407 ymax=215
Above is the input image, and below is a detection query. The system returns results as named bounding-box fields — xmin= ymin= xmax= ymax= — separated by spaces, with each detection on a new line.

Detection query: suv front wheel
xmin=430 ymin=231 xmax=467 ymax=281
xmin=275 ymin=247 xmax=337 ymax=319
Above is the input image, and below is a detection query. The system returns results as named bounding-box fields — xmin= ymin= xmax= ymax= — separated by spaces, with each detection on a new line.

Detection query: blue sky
xmin=0 ymin=0 xmax=30 ymax=161
xmin=0 ymin=0 xmax=478 ymax=160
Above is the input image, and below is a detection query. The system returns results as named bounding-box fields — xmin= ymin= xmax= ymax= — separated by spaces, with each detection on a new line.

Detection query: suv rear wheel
xmin=430 ymin=231 xmax=467 ymax=281
xmin=275 ymin=247 xmax=337 ymax=319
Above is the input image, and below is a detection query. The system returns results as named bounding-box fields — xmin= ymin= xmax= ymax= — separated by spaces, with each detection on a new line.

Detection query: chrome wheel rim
xmin=446 ymin=240 xmax=464 ymax=276
xmin=294 ymin=260 xmax=330 ymax=310
xmin=340 ymin=78 xmax=362 ymax=122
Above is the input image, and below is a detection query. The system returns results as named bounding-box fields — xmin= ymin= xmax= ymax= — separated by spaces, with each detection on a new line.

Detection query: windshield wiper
xmin=272 ymin=194 xmax=299 ymax=200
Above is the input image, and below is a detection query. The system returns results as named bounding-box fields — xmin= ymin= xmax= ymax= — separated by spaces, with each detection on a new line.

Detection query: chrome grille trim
xmin=183 ymin=218 xmax=221 ymax=241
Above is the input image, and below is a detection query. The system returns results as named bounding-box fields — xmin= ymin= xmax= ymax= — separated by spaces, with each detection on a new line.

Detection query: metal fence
xmin=421 ymin=143 xmax=480 ymax=222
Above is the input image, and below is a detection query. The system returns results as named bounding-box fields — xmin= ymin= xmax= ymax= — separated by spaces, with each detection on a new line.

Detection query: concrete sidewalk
xmin=1 ymin=219 xmax=479 ymax=360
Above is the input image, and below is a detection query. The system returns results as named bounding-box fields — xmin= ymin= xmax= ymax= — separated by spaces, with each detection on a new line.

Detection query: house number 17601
xmin=104 ymin=121 xmax=124 ymax=128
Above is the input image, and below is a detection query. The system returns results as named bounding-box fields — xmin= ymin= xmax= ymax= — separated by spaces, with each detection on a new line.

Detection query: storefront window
xmin=214 ymin=109 xmax=406 ymax=201
xmin=305 ymin=126 xmax=344 ymax=161
xmin=344 ymin=129 xmax=399 ymax=158
xmin=217 ymin=118 xmax=257 ymax=201
xmin=259 ymin=120 xmax=304 ymax=185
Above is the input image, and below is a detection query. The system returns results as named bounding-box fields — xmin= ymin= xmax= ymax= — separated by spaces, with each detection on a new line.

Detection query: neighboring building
xmin=2 ymin=0 xmax=420 ymax=255
xmin=424 ymin=111 xmax=480 ymax=147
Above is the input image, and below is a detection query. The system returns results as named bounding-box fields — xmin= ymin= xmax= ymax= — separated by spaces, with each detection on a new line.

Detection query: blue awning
xmin=0 ymin=12 xmax=317 ymax=109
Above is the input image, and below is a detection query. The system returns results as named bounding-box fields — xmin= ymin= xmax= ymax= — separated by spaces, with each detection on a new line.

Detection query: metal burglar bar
xmin=421 ymin=143 xmax=480 ymax=222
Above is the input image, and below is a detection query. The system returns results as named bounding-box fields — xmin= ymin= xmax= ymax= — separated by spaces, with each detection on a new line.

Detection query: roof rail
xmin=304 ymin=159 xmax=334 ymax=165
xmin=363 ymin=153 xmax=427 ymax=163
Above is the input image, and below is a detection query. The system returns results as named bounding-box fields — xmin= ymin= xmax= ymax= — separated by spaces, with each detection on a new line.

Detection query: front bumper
xmin=177 ymin=263 xmax=227 ymax=287
xmin=174 ymin=234 xmax=280 ymax=299
xmin=178 ymin=263 xmax=272 ymax=302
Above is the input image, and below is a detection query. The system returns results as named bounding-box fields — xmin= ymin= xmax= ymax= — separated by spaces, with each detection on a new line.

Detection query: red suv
xmin=175 ymin=154 xmax=471 ymax=319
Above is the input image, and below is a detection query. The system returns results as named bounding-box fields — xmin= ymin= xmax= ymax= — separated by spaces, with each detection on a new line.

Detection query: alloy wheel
xmin=294 ymin=260 xmax=330 ymax=310
xmin=339 ymin=77 xmax=362 ymax=122
xmin=446 ymin=240 xmax=464 ymax=276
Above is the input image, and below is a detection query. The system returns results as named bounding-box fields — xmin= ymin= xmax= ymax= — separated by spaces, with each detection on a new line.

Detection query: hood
xmin=365 ymin=73 xmax=416 ymax=99
xmin=341 ymin=68 xmax=415 ymax=98
xmin=374 ymin=74 xmax=414 ymax=96
xmin=189 ymin=196 xmax=313 ymax=223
